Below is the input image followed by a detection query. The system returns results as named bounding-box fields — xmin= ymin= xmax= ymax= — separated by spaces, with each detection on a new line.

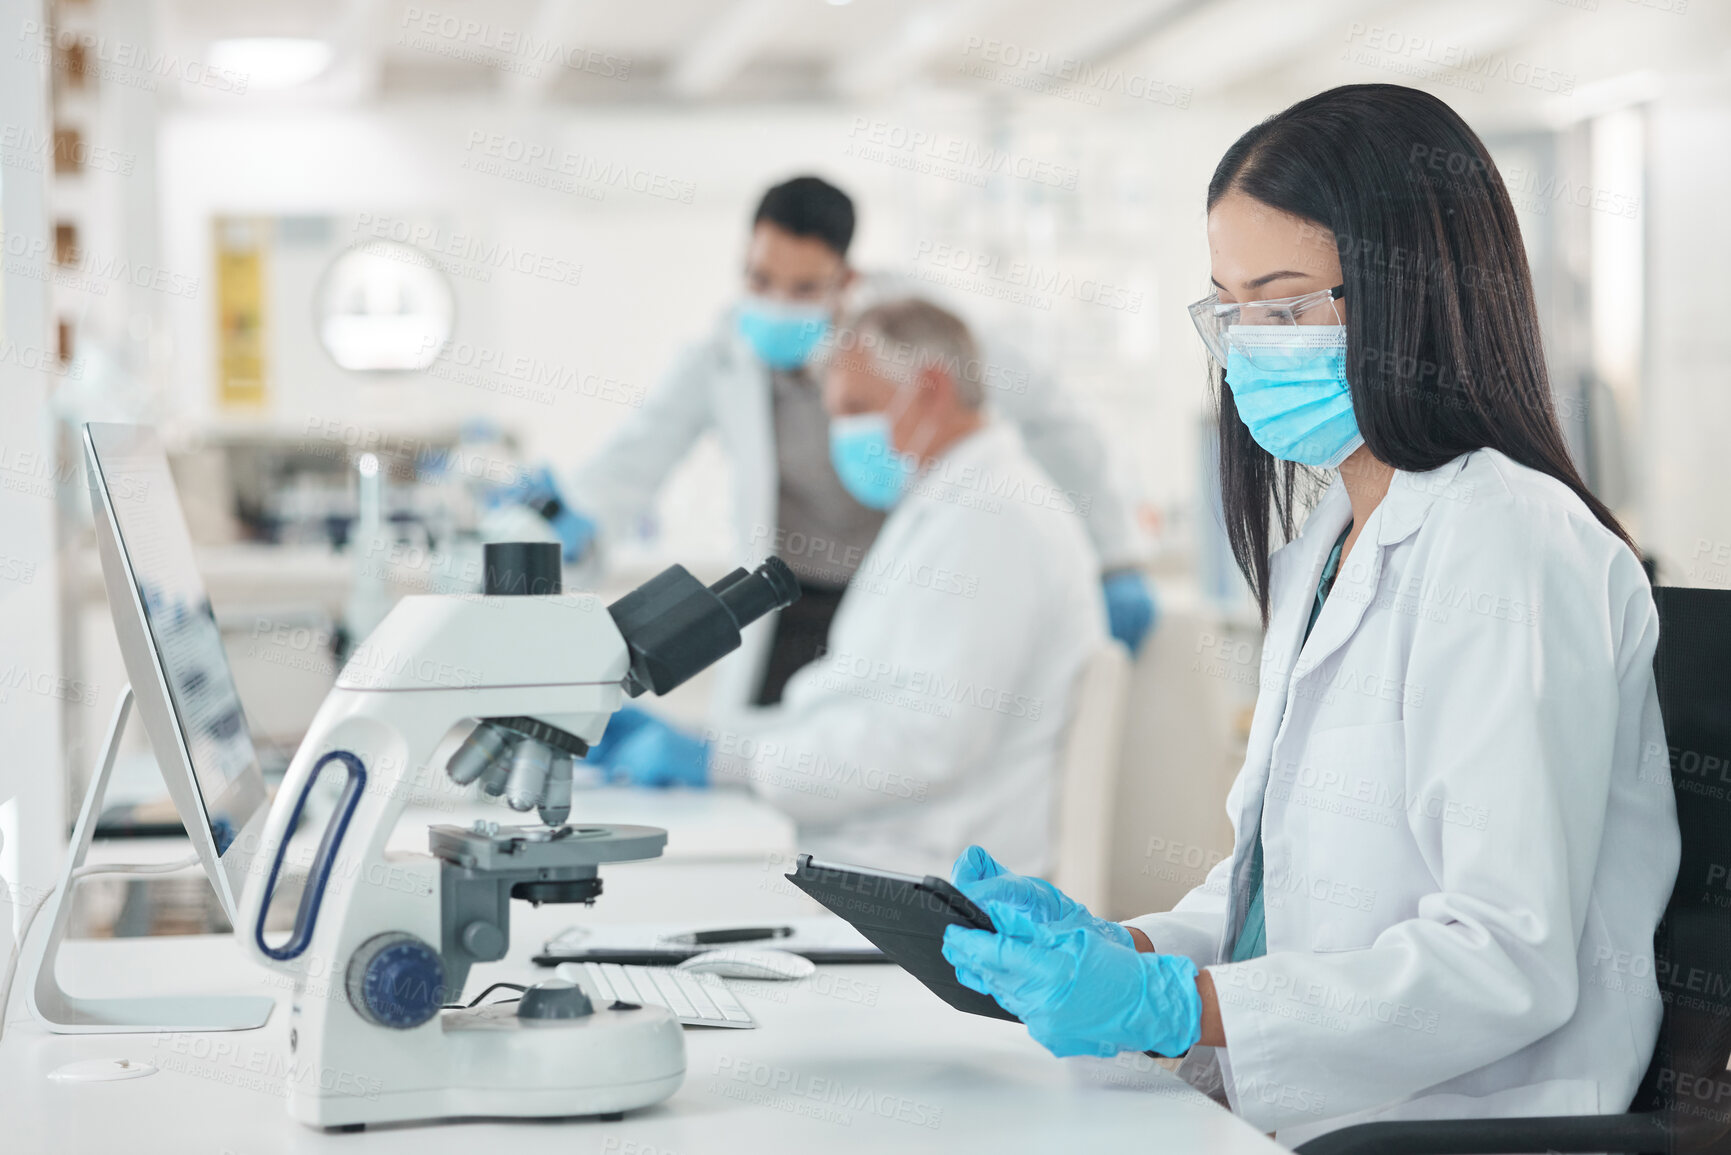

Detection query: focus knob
xmin=345 ymin=932 xmax=446 ymax=1029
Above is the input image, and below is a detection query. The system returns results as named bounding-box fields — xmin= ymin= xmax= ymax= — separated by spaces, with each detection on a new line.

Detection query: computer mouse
xmin=676 ymin=948 xmax=816 ymax=981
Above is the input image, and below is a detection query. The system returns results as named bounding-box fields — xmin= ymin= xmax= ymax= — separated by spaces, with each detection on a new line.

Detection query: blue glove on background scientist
xmin=1100 ymin=570 xmax=1157 ymax=658
xmin=584 ymin=704 xmax=710 ymax=789
xmin=490 ymin=464 xmax=596 ymax=563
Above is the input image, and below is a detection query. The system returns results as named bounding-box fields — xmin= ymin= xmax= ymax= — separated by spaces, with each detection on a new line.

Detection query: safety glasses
xmin=1187 ymin=284 xmax=1345 ymax=368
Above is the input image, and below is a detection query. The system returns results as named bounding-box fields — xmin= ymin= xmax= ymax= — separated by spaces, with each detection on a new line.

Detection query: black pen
xmin=663 ymin=926 xmax=795 ymax=946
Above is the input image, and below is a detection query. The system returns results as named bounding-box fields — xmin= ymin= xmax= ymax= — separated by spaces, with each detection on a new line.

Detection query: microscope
xmin=237 ymin=543 xmax=798 ymax=1129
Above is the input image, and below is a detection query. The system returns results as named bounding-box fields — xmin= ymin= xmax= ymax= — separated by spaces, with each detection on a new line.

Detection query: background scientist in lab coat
xmin=591 ymin=297 xmax=1106 ymax=875
xmin=940 ymin=83 xmax=1680 ymax=1149
xmin=515 ymin=176 xmax=1150 ymax=722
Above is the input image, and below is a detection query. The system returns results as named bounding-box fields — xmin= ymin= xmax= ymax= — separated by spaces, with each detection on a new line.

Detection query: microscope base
xmin=287 ymin=1002 xmax=686 ymax=1128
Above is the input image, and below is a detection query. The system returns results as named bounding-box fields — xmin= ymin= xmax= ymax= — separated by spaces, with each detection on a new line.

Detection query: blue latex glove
xmin=1102 ymin=570 xmax=1158 ymax=656
xmin=942 ymin=904 xmax=1202 ymax=1059
xmin=595 ymin=709 xmax=710 ymax=789
xmin=584 ymin=704 xmax=656 ymax=768
xmin=951 ymin=845 xmax=1132 ymax=946
xmin=494 ymin=464 xmax=596 ymax=562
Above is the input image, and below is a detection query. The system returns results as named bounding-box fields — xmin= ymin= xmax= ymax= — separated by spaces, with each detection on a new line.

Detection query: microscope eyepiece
xmin=709 ymin=557 xmax=800 ymax=631
xmin=607 ymin=557 xmax=801 ymax=697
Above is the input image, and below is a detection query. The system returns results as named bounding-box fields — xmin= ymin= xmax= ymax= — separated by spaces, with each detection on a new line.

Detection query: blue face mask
xmin=829 ymin=412 xmax=917 ymax=510
xmin=1223 ymin=325 xmax=1364 ymax=468
xmin=736 ymin=296 xmax=831 ymax=369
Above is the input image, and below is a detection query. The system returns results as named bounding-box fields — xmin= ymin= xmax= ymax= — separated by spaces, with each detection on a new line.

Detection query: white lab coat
xmin=707 ymin=422 xmax=1108 ymax=876
xmin=1125 ymin=448 xmax=1679 ymax=1148
xmin=565 ymin=312 xmax=1138 ymax=718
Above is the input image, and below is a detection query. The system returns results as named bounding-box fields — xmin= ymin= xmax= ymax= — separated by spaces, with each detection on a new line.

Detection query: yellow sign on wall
xmin=214 ymin=217 xmax=268 ymax=408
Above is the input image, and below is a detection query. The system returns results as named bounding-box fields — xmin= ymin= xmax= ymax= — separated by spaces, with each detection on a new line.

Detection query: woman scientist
xmin=941 ymin=83 xmax=1679 ymax=1147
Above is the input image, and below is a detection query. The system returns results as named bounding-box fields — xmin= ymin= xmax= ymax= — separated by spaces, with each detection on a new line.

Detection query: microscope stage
xmin=429 ymin=821 xmax=668 ymax=872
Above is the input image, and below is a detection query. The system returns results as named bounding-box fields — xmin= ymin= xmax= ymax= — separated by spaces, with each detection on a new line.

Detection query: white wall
xmin=152 ymin=94 xmax=1255 ymax=561
xmin=0 ymin=0 xmax=64 ymax=929
xmin=1644 ymin=87 xmax=1731 ymax=588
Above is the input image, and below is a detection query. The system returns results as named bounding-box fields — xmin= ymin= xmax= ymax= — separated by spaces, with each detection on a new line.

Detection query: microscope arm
xmin=237 ymin=597 xmax=628 ymax=987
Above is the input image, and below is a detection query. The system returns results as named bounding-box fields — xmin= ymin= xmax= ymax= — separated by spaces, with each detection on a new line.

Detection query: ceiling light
xmin=207 ymin=38 xmax=333 ymax=91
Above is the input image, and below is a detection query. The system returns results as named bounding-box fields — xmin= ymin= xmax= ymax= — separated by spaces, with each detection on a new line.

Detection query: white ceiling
xmin=144 ymin=0 xmax=1731 ymax=123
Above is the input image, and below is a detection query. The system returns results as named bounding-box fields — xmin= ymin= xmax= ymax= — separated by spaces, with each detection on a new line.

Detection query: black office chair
xmin=1296 ymin=586 xmax=1731 ymax=1155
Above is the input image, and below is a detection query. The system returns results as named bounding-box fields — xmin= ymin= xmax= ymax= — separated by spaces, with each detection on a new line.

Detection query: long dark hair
xmin=1208 ymin=83 xmax=1635 ymax=621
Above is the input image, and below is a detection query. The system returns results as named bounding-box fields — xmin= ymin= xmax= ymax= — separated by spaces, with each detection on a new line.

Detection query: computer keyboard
xmin=556 ymin=962 xmax=756 ymax=1028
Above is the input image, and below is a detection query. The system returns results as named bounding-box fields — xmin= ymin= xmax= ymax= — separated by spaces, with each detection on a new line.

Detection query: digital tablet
xmin=784 ymin=853 xmax=1018 ymax=1022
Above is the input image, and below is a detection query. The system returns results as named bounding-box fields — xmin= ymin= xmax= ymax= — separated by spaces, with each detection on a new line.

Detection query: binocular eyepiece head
xmin=607 ymin=556 xmax=801 ymax=697
xmin=478 ymin=542 xmax=801 ymax=699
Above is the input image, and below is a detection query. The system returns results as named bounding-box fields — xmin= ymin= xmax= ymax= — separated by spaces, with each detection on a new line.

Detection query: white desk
xmin=3 ymin=796 xmax=1285 ymax=1154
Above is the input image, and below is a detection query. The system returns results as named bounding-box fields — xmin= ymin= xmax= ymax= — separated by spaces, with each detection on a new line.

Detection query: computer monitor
xmin=82 ymin=422 xmax=268 ymax=920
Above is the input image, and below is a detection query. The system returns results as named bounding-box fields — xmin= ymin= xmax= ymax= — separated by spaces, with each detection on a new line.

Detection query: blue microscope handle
xmin=253 ymin=750 xmax=368 ymax=962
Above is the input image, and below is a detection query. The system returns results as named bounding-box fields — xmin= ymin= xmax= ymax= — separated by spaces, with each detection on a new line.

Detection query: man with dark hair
xmin=753 ymin=175 xmax=855 ymax=255
xmin=510 ymin=173 xmax=1153 ymax=737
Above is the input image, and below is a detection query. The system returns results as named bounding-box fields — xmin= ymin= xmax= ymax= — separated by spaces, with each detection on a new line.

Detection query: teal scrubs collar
xmin=1231 ymin=526 xmax=1350 ymax=964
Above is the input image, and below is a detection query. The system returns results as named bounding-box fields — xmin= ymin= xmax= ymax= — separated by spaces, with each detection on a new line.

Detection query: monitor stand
xmin=28 ymin=686 xmax=274 ymax=1033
